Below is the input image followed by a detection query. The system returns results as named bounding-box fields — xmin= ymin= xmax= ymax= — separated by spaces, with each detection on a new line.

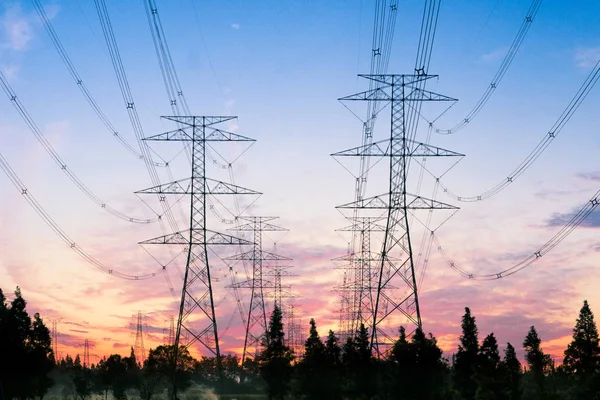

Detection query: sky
xmin=0 ymin=0 xmax=599 ymax=365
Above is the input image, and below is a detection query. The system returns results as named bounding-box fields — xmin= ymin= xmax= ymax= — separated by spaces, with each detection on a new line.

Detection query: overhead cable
xmin=435 ymin=188 xmax=600 ymax=280
xmin=0 ymin=152 xmax=160 ymax=280
xmin=0 ymin=70 xmax=158 ymax=224
xmin=434 ymin=0 xmax=543 ymax=135
xmin=438 ymin=58 xmax=600 ymax=202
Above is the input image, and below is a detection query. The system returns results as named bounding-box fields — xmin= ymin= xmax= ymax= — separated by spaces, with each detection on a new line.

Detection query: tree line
xmin=1 ymin=286 xmax=599 ymax=399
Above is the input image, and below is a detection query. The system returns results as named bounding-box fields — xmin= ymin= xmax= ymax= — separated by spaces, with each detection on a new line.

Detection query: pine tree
xmin=503 ymin=342 xmax=521 ymax=400
xmin=342 ymin=324 xmax=374 ymax=399
xmin=298 ymin=319 xmax=327 ymax=400
xmin=523 ymin=326 xmax=552 ymax=398
xmin=454 ymin=307 xmax=480 ymax=399
xmin=475 ymin=333 xmax=501 ymax=399
xmin=324 ymin=330 xmax=341 ymax=367
xmin=256 ymin=304 xmax=294 ymax=400
xmin=323 ymin=330 xmax=342 ymax=400
xmin=563 ymin=300 xmax=600 ymax=376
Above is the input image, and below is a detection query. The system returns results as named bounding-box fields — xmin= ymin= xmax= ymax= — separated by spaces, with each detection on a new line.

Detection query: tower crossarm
xmin=331 ymin=138 xmax=464 ymax=158
xmin=135 ymin=177 xmax=262 ymax=195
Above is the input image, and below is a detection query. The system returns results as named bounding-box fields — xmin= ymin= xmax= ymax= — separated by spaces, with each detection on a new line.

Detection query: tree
xmin=256 ymin=304 xmax=294 ymax=400
xmin=454 ymin=307 xmax=480 ymax=399
xmin=475 ymin=333 xmax=502 ymax=400
xmin=145 ymin=345 xmax=194 ymax=399
xmin=0 ymin=287 xmax=54 ymax=400
xmin=523 ymin=326 xmax=553 ymax=398
xmin=342 ymin=323 xmax=374 ymax=399
xmin=562 ymin=300 xmax=600 ymax=398
xmin=563 ymin=300 xmax=600 ymax=376
xmin=322 ymin=330 xmax=343 ymax=400
xmin=503 ymin=342 xmax=522 ymax=400
xmin=297 ymin=319 xmax=329 ymax=399
xmin=389 ymin=327 xmax=446 ymax=400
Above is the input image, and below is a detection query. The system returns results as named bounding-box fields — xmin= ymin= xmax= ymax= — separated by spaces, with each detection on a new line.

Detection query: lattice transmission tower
xmin=335 ymin=74 xmax=462 ymax=354
xmin=50 ymin=318 xmax=61 ymax=361
xmin=133 ymin=311 xmax=146 ymax=362
xmin=225 ymin=217 xmax=290 ymax=368
xmin=286 ymin=303 xmax=304 ymax=359
xmin=83 ymin=339 xmax=92 ymax=368
xmin=137 ymin=116 xmax=259 ymax=372
xmin=334 ymin=217 xmax=386 ymax=336
xmin=264 ymin=244 xmax=296 ymax=312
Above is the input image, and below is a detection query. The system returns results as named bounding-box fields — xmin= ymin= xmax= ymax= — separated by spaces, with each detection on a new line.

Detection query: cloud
xmin=69 ymin=329 xmax=89 ymax=334
xmin=546 ymin=208 xmax=600 ymax=228
xmin=577 ymin=171 xmax=600 ymax=182
xmin=231 ymin=23 xmax=240 ymax=30
xmin=480 ymin=46 xmax=508 ymax=62
xmin=575 ymin=46 xmax=600 ymax=68
xmin=0 ymin=4 xmax=34 ymax=52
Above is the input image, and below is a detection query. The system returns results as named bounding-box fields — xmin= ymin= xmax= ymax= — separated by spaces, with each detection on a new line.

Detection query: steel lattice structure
xmin=134 ymin=311 xmax=146 ymax=362
xmin=333 ymin=217 xmax=386 ymax=336
xmin=137 ymin=116 xmax=259 ymax=374
xmin=335 ymin=74 xmax=462 ymax=355
xmin=225 ymin=217 xmax=290 ymax=368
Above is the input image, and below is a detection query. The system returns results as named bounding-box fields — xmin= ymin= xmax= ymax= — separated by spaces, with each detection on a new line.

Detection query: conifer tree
xmin=475 ymin=333 xmax=502 ymax=399
xmin=503 ymin=342 xmax=522 ymax=400
xmin=563 ymin=300 xmax=600 ymax=376
xmin=523 ymin=326 xmax=552 ymax=397
xmin=298 ymin=319 xmax=327 ymax=399
xmin=256 ymin=304 xmax=294 ymax=400
xmin=454 ymin=307 xmax=480 ymax=399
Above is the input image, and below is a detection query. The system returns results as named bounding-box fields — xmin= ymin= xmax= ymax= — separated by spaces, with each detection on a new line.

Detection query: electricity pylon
xmin=134 ymin=311 xmax=146 ymax=362
xmin=335 ymin=74 xmax=462 ymax=355
xmin=333 ymin=216 xmax=386 ymax=336
xmin=225 ymin=216 xmax=290 ymax=368
xmin=137 ymin=116 xmax=259 ymax=373
xmin=50 ymin=318 xmax=61 ymax=361
xmin=83 ymin=339 xmax=91 ymax=368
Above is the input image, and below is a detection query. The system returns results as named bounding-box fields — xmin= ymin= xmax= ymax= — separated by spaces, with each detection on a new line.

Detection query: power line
xmin=436 ymin=58 xmax=600 ymax=202
xmin=434 ymin=0 xmax=543 ymax=135
xmin=0 ymin=70 xmax=158 ymax=224
xmin=0 ymin=152 xmax=159 ymax=280
xmin=435 ymin=188 xmax=600 ymax=280
xmin=31 ymin=0 xmax=164 ymax=166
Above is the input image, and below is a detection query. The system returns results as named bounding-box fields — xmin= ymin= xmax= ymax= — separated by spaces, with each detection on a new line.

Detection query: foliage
xmin=562 ymin=300 xmax=600 ymax=398
xmin=7 ymin=284 xmax=600 ymax=400
xmin=256 ymin=304 xmax=294 ymax=400
xmin=0 ymin=287 xmax=55 ymax=400
xmin=454 ymin=307 xmax=480 ymax=399
xmin=523 ymin=325 xmax=553 ymax=398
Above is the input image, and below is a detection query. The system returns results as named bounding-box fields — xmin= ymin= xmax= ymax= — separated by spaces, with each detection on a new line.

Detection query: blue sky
xmin=1 ymin=0 xmax=599 ymax=360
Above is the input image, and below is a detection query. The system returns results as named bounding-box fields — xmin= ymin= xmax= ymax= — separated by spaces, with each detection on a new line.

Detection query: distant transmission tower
xmin=335 ymin=74 xmax=461 ymax=354
xmin=168 ymin=316 xmax=175 ymax=346
xmin=286 ymin=303 xmax=304 ymax=359
xmin=137 ymin=116 xmax=258 ymax=374
xmin=83 ymin=339 xmax=91 ymax=368
xmin=50 ymin=318 xmax=61 ymax=361
xmin=134 ymin=311 xmax=146 ymax=362
xmin=225 ymin=217 xmax=290 ymax=368
xmin=334 ymin=217 xmax=386 ymax=336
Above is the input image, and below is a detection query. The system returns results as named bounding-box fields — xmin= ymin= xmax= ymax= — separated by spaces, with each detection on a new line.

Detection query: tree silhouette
xmin=256 ymin=304 xmax=294 ymax=400
xmin=562 ymin=300 xmax=600 ymax=397
xmin=475 ymin=333 xmax=502 ymax=399
xmin=0 ymin=287 xmax=54 ymax=400
xmin=145 ymin=345 xmax=194 ymax=399
xmin=503 ymin=342 xmax=522 ymax=400
xmin=342 ymin=323 xmax=374 ymax=399
xmin=298 ymin=318 xmax=327 ymax=399
xmin=523 ymin=326 xmax=552 ymax=398
xmin=563 ymin=300 xmax=600 ymax=374
xmin=454 ymin=307 xmax=480 ymax=399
